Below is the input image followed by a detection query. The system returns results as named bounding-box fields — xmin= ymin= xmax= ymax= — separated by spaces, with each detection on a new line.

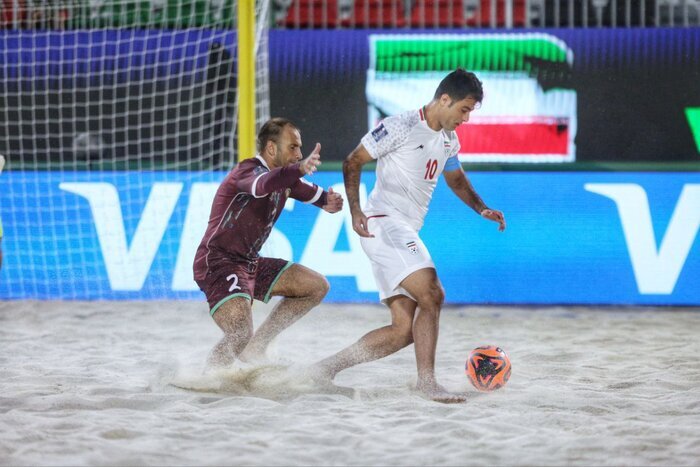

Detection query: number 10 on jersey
xmin=424 ymin=159 xmax=438 ymax=180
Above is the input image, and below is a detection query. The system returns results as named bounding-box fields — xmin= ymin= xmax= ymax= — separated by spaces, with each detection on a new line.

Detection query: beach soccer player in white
xmin=311 ymin=69 xmax=506 ymax=403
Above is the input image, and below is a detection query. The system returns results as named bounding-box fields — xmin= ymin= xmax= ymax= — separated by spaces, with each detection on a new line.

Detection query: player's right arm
xmin=236 ymin=160 xmax=303 ymax=198
xmin=342 ymin=144 xmax=374 ymax=238
xmin=238 ymin=144 xmax=322 ymax=197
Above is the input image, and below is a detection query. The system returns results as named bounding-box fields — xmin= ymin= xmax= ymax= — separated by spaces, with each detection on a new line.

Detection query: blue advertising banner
xmin=1 ymin=171 xmax=698 ymax=305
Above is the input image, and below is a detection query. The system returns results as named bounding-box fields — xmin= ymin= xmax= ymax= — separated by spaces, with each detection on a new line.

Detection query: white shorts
xmin=361 ymin=215 xmax=435 ymax=302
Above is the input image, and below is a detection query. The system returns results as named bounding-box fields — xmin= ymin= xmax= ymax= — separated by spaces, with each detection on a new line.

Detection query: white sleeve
xmin=360 ymin=115 xmax=411 ymax=159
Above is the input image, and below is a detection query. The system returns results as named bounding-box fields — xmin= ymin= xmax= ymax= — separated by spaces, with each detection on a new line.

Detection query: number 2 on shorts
xmin=226 ymin=273 xmax=241 ymax=292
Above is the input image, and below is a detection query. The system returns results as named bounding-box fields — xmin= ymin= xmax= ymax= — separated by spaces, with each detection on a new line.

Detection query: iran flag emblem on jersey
xmin=366 ymin=34 xmax=576 ymax=163
xmin=406 ymin=240 xmax=418 ymax=255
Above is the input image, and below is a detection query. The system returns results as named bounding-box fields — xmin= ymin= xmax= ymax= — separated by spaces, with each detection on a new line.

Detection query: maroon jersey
xmin=193 ymin=156 xmax=327 ymax=281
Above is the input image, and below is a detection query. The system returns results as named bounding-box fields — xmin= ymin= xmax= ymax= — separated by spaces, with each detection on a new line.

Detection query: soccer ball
xmin=465 ymin=345 xmax=511 ymax=392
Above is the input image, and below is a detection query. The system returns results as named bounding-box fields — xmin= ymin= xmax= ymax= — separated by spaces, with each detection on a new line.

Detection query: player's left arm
xmin=443 ymin=165 xmax=506 ymax=232
xmin=289 ymin=179 xmax=344 ymax=214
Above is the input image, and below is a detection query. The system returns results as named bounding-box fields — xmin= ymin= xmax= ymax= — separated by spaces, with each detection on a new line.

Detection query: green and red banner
xmin=367 ymin=34 xmax=576 ymax=162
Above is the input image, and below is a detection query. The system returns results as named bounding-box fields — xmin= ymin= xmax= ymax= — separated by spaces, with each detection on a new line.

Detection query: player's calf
xmin=386 ymin=322 xmax=414 ymax=352
xmin=206 ymin=297 xmax=254 ymax=368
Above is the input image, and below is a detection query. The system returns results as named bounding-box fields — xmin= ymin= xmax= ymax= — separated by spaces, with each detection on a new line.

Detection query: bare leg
xmin=207 ymin=297 xmax=253 ymax=369
xmin=239 ymin=264 xmax=329 ymax=362
xmin=401 ymin=269 xmax=465 ymax=403
xmin=310 ymin=295 xmax=416 ymax=380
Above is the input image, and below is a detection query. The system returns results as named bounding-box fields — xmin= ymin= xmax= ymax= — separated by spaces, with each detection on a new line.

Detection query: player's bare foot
xmin=302 ymin=365 xmax=355 ymax=397
xmin=417 ymin=381 xmax=467 ymax=403
xmin=237 ymin=346 xmax=268 ymax=364
xmin=204 ymin=348 xmax=236 ymax=370
xmin=303 ymin=363 xmax=335 ymax=385
xmin=322 ymin=384 xmax=355 ymax=398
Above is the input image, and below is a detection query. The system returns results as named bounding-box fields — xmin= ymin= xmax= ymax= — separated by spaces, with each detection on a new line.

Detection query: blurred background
xmin=1 ymin=0 xmax=698 ymax=305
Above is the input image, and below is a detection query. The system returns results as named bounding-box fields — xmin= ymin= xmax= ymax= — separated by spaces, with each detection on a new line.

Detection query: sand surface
xmin=1 ymin=300 xmax=699 ymax=466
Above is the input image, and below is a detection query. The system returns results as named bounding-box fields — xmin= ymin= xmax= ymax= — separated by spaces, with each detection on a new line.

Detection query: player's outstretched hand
xmin=322 ymin=187 xmax=344 ymax=214
xmin=481 ymin=209 xmax=506 ymax=232
xmin=299 ymin=143 xmax=322 ymax=176
xmin=352 ymin=209 xmax=374 ymax=238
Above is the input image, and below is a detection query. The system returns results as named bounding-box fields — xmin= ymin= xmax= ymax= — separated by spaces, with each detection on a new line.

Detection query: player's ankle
xmin=416 ymin=373 xmax=437 ymax=386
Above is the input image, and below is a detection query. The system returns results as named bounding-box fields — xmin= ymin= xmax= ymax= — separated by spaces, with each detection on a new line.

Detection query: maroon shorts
xmin=195 ymin=257 xmax=292 ymax=316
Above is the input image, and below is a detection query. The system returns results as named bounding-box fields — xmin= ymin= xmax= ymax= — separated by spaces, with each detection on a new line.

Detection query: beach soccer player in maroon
xmin=193 ymin=118 xmax=343 ymax=368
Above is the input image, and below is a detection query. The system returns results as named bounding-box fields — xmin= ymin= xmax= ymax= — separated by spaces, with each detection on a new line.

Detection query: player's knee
xmin=310 ymin=276 xmax=330 ymax=302
xmin=417 ymin=285 xmax=444 ymax=310
xmin=436 ymin=287 xmax=445 ymax=307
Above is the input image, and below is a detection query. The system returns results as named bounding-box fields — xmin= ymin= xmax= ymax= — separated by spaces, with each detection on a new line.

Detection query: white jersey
xmin=361 ymin=108 xmax=461 ymax=231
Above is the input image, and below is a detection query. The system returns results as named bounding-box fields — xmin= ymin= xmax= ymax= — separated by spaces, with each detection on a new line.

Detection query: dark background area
xmin=268 ymin=29 xmax=700 ymax=163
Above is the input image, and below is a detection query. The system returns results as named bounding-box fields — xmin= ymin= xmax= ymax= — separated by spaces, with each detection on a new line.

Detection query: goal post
xmin=237 ymin=0 xmax=256 ymax=161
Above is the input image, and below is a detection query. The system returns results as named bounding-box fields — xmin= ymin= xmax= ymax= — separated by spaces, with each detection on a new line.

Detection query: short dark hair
xmin=433 ymin=68 xmax=483 ymax=103
xmin=257 ymin=117 xmax=298 ymax=152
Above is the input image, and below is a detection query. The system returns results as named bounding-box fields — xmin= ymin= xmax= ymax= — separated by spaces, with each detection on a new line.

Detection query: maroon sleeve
xmin=290 ymin=178 xmax=328 ymax=207
xmin=312 ymin=192 xmax=329 ymax=208
xmin=235 ymin=161 xmax=303 ymax=197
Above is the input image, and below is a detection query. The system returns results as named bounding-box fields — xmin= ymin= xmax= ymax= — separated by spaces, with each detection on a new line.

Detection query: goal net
xmin=1 ymin=0 xmax=270 ymax=170
xmin=0 ymin=0 xmax=270 ymax=299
